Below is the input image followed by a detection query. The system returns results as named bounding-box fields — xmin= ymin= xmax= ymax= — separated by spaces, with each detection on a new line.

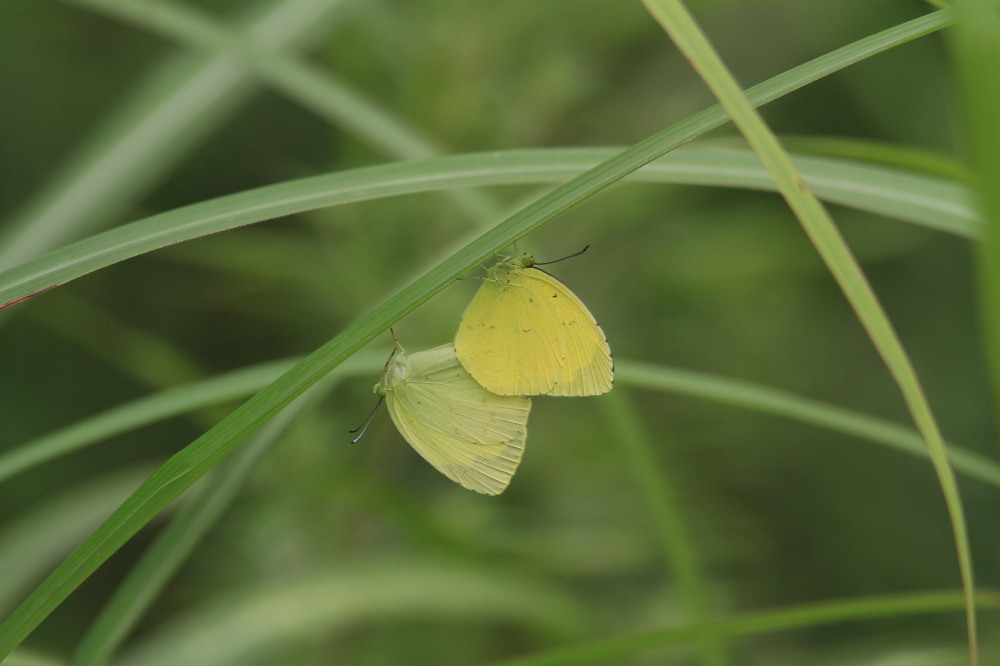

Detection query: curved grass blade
xmin=0 ymin=144 xmax=977 ymax=312
xmin=68 ymin=365 xmax=356 ymax=666
xmin=779 ymin=135 xmax=971 ymax=180
xmin=616 ymin=361 xmax=1000 ymax=489
xmin=639 ymin=0 xmax=977 ymax=658
xmin=0 ymin=6 xmax=960 ymax=308
xmin=0 ymin=0 xmax=344 ymax=273
xmin=0 ymin=360 xmax=294 ymax=485
xmin=0 ymin=10 xmax=964 ymax=655
xmin=0 ymin=468 xmax=153 ymax=613
xmin=601 ymin=391 xmax=729 ymax=666
xmin=112 ymin=564 xmax=588 ymax=666
xmin=58 ymin=0 xmax=500 ymax=225
xmin=948 ymin=0 xmax=1000 ymax=449
xmin=491 ymin=589 xmax=1000 ymax=666
xmin=2 ymin=649 xmax=63 ymax=666
xmin=4 ymin=354 xmax=999 ymax=492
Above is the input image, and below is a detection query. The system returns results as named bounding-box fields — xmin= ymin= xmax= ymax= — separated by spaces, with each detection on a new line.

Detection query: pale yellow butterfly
xmin=455 ymin=247 xmax=614 ymax=397
xmin=363 ymin=341 xmax=531 ymax=495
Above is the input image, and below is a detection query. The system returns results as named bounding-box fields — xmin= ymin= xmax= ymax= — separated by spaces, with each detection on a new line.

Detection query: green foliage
xmin=0 ymin=1 xmax=997 ymax=664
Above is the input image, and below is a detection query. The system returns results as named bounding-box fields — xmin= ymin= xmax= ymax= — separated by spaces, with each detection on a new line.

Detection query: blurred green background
xmin=0 ymin=0 xmax=996 ymax=664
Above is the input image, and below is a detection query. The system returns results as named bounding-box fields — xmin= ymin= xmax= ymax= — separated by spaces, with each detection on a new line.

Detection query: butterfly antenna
xmin=349 ymin=395 xmax=384 ymax=443
xmin=533 ymin=244 xmax=590 ymax=266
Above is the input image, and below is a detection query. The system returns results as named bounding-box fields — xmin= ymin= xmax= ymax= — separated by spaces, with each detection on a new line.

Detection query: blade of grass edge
xmin=490 ymin=589 xmax=1000 ymax=666
xmin=948 ymin=0 xmax=1000 ymax=452
xmin=67 ymin=366 xmax=350 ymax=666
xmin=615 ymin=361 xmax=1000 ymax=489
xmin=601 ymin=391 xmax=729 ymax=666
xmin=0 ymin=142 xmax=978 ymax=312
xmin=4 ymin=356 xmax=1000 ymax=494
xmin=0 ymin=8 xmax=962 ymax=656
xmin=0 ymin=0 xmax=344 ymax=273
xmin=0 ymin=359 xmax=295 ymax=485
xmin=57 ymin=0 xmax=501 ymax=225
xmin=0 ymin=9 xmax=959 ymax=309
xmin=638 ymin=0 xmax=977 ymax=661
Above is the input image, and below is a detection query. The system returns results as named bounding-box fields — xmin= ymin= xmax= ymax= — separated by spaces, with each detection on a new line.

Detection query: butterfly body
xmin=455 ymin=253 xmax=614 ymax=397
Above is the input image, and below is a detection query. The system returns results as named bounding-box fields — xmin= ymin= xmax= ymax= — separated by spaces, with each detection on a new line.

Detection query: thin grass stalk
xmin=0 ymin=0 xmax=343 ymax=273
xmin=637 ymin=0 xmax=978 ymax=660
xmin=616 ymin=361 xmax=1000 ymax=489
xmin=491 ymin=589 xmax=1000 ymax=666
xmin=58 ymin=0 xmax=501 ymax=225
xmin=4 ymin=356 xmax=1000 ymax=494
xmin=0 ymin=10 xmax=960 ymax=310
xmin=67 ymin=377 xmax=338 ymax=666
xmin=0 ymin=360 xmax=297 ymax=485
xmin=948 ymin=0 xmax=1000 ymax=449
xmin=0 ymin=143 xmax=979 ymax=314
xmin=601 ymin=391 xmax=728 ymax=666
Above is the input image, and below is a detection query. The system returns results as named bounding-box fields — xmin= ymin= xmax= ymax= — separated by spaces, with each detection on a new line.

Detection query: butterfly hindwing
xmin=381 ymin=343 xmax=530 ymax=495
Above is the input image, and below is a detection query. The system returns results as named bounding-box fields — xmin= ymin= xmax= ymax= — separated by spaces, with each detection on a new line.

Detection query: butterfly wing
xmin=455 ymin=274 xmax=564 ymax=396
xmin=385 ymin=344 xmax=530 ymax=495
xmin=455 ymin=267 xmax=613 ymax=397
xmin=520 ymin=268 xmax=614 ymax=397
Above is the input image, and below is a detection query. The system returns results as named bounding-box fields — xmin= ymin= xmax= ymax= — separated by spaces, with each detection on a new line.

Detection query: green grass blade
xmin=0 ymin=359 xmax=295 ymax=485
xmin=779 ymin=135 xmax=971 ymax=180
xmin=616 ymin=361 xmax=1000 ymax=489
xmin=0 ymin=0 xmax=343 ymax=272
xmin=61 ymin=0 xmax=438 ymax=162
xmin=639 ymin=147 xmax=976 ymax=237
xmin=0 ymin=145 xmax=977 ymax=312
xmin=601 ymin=391 xmax=729 ymax=666
xmin=2 ymin=649 xmax=63 ymax=666
xmin=59 ymin=0 xmax=500 ymax=225
xmin=112 ymin=564 xmax=588 ymax=666
xmin=0 ymin=468 xmax=152 ymax=613
xmin=492 ymin=589 xmax=1000 ymax=666
xmin=0 ymin=6 xmax=959 ymax=308
xmin=948 ymin=0 xmax=1000 ymax=449
xmin=4 ymin=353 xmax=998 ymax=493
xmin=68 ymin=374 xmax=341 ymax=666
xmin=29 ymin=293 xmax=212 ymax=391
xmin=638 ymin=0 xmax=978 ymax=659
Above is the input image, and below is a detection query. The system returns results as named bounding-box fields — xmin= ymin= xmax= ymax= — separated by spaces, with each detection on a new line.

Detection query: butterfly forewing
xmin=521 ymin=269 xmax=614 ymax=397
xmin=455 ymin=261 xmax=613 ymax=397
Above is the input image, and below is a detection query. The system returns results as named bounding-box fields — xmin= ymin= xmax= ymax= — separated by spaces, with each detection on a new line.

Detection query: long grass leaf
xmin=638 ymin=0 xmax=978 ymax=659
xmin=0 ymin=360 xmax=295 ymax=484
xmin=0 ymin=468 xmax=152 ymax=613
xmin=112 ymin=564 xmax=588 ymax=666
xmin=0 ymin=145 xmax=977 ymax=312
xmin=616 ymin=361 xmax=1000 ymax=488
xmin=601 ymin=391 xmax=729 ymax=666
xmin=948 ymin=0 xmax=1000 ymax=447
xmin=59 ymin=0 xmax=500 ymax=224
xmin=492 ymin=589 xmax=1000 ymax=666
xmin=0 ymin=6 xmax=958 ymax=307
xmin=0 ymin=0 xmax=344 ymax=272
xmin=68 ymin=372 xmax=343 ymax=666
xmin=4 ymin=355 xmax=999 ymax=492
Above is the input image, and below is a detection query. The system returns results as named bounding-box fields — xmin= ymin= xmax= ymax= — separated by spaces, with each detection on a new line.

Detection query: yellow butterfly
xmin=455 ymin=248 xmax=614 ymax=397
xmin=368 ymin=341 xmax=531 ymax=495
